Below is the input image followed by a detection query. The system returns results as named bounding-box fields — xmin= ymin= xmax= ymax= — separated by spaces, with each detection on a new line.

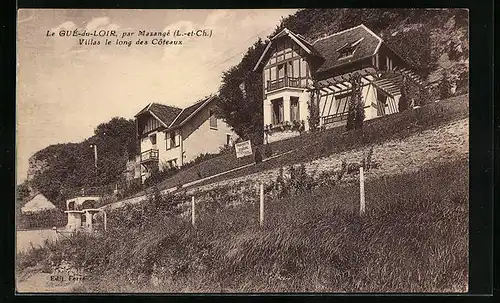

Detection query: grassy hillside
xmin=121 ymin=94 xmax=467 ymax=199
xmin=17 ymin=158 xmax=468 ymax=293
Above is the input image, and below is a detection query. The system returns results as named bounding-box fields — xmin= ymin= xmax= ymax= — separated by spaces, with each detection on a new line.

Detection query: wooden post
xmin=53 ymin=226 xmax=58 ymax=242
xmin=103 ymin=211 xmax=107 ymax=232
xmin=191 ymin=196 xmax=196 ymax=227
xmin=259 ymin=183 xmax=264 ymax=226
xmin=359 ymin=166 xmax=365 ymax=215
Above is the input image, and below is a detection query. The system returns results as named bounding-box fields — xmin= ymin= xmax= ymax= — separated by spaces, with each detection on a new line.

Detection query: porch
xmin=310 ymin=67 xmax=426 ymax=127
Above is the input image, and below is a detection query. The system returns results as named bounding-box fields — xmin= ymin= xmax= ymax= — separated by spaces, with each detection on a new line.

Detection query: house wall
xmin=160 ymin=129 xmax=182 ymax=168
xmin=363 ymin=83 xmax=378 ymax=120
xmin=140 ymin=130 xmax=162 ymax=154
xmin=265 ymin=80 xmax=385 ymax=142
xmin=263 ymin=88 xmax=310 ymax=128
xmin=182 ymin=104 xmax=238 ymax=164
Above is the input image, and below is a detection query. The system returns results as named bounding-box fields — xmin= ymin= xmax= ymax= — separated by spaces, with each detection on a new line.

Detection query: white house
xmin=135 ymin=95 xmax=238 ymax=181
xmin=253 ymin=24 xmax=426 ymax=143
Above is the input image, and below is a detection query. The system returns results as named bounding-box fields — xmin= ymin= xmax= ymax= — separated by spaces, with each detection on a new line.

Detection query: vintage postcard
xmin=16 ymin=8 xmax=469 ymax=293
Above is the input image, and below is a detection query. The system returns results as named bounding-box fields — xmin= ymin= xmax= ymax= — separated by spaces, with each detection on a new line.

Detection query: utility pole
xmin=90 ymin=144 xmax=98 ymax=168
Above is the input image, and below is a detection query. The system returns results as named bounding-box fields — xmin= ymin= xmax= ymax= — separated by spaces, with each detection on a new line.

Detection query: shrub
xmin=143 ymin=165 xmax=179 ymax=188
xmin=254 ymin=148 xmax=263 ymax=164
xmin=438 ymin=71 xmax=452 ymax=100
xmin=17 ymin=208 xmax=67 ymax=230
xmin=417 ymin=85 xmax=432 ymax=106
xmin=119 ymin=179 xmax=143 ymax=198
xmin=398 ymin=78 xmax=410 ymax=112
xmin=346 ymin=73 xmax=365 ymax=130
xmin=308 ymin=89 xmax=320 ymax=132
xmin=264 ymin=143 xmax=273 ymax=158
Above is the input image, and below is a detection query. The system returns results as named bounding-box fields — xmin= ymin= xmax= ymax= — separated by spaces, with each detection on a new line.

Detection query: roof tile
xmin=312 ymin=25 xmax=381 ymax=73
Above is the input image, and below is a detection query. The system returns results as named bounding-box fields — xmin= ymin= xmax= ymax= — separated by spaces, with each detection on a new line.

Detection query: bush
xmin=264 ymin=143 xmax=273 ymax=158
xmin=119 ymin=178 xmax=144 ymax=198
xmin=438 ymin=71 xmax=452 ymax=100
xmin=143 ymin=166 xmax=179 ymax=188
xmin=398 ymin=78 xmax=410 ymax=112
xmin=308 ymin=90 xmax=320 ymax=132
xmin=17 ymin=209 xmax=67 ymax=230
xmin=254 ymin=148 xmax=263 ymax=164
xmin=346 ymin=73 xmax=365 ymax=130
xmin=17 ymin=160 xmax=468 ymax=292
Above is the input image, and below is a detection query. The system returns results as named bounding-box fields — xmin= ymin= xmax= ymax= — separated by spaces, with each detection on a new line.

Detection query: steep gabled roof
xmin=253 ymin=28 xmax=322 ymax=72
xmin=169 ymin=96 xmax=216 ymax=129
xmin=312 ymin=24 xmax=382 ymax=73
xmin=135 ymin=103 xmax=182 ymax=127
xmin=253 ymin=24 xmax=385 ymax=75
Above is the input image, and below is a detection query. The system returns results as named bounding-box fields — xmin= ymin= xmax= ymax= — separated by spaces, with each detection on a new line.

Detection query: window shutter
xmin=166 ymin=132 xmax=171 ymax=149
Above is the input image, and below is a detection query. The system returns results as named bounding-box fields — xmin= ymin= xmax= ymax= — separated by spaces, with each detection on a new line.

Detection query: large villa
xmin=133 ymin=24 xmax=427 ymax=182
xmin=253 ymin=24 xmax=426 ymax=143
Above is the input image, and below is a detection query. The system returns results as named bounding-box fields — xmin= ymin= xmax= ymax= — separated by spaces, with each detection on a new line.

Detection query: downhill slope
xmin=17 ymin=101 xmax=469 ymax=293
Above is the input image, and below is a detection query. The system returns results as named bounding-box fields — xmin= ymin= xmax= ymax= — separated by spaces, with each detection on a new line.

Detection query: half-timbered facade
xmin=254 ymin=24 xmax=425 ymax=143
xmin=135 ymin=96 xmax=238 ymax=181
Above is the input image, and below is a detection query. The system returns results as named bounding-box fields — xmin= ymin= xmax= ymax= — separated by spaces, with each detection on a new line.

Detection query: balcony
xmin=140 ymin=149 xmax=159 ymax=163
xmin=267 ymin=76 xmax=303 ymax=92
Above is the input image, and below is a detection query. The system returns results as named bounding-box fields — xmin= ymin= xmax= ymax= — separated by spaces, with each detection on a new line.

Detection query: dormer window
xmin=337 ymin=37 xmax=364 ymax=60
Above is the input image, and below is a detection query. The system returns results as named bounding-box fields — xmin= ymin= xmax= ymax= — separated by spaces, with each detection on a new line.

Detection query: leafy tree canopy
xmin=28 ymin=117 xmax=138 ymax=207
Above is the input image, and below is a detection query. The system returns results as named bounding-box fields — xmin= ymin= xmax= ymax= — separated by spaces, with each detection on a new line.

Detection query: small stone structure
xmin=64 ymin=196 xmax=106 ymax=232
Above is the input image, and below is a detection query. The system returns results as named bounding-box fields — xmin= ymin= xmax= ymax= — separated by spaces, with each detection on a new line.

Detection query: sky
xmin=16 ymin=8 xmax=299 ymax=184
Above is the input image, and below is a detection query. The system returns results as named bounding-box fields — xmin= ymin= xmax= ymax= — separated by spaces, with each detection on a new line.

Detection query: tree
xmin=398 ymin=77 xmax=411 ymax=112
xmin=28 ymin=117 xmax=138 ymax=206
xmin=16 ymin=183 xmax=31 ymax=208
xmin=307 ymin=88 xmax=320 ymax=132
xmin=346 ymin=73 xmax=365 ymax=130
xmin=417 ymin=86 xmax=432 ymax=106
xmin=217 ymin=38 xmax=266 ymax=145
xmin=438 ymin=71 xmax=452 ymax=100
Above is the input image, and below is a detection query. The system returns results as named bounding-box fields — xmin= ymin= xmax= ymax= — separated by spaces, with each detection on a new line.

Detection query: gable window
xmin=337 ymin=37 xmax=364 ymax=60
xmin=209 ymin=110 xmax=218 ymax=129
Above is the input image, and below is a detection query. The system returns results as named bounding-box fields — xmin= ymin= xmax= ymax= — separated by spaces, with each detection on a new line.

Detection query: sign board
xmin=235 ymin=140 xmax=253 ymax=158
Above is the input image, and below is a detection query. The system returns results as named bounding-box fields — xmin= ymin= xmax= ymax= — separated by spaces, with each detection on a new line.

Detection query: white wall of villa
xmin=182 ymin=105 xmax=236 ymax=164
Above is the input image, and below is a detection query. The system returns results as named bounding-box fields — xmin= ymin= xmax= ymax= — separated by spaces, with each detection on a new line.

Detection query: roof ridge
xmin=358 ymin=24 xmax=383 ymax=56
xmin=172 ymin=95 xmax=215 ymax=129
xmin=151 ymin=102 xmax=183 ymax=110
xmin=312 ymin=24 xmax=364 ymax=45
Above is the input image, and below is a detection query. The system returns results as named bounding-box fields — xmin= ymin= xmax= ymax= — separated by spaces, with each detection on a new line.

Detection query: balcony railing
xmin=322 ymin=112 xmax=348 ymax=125
xmin=267 ymin=76 xmax=303 ymax=92
xmin=141 ymin=149 xmax=159 ymax=163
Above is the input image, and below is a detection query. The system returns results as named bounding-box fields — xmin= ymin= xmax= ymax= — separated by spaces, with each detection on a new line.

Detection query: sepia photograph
xmin=15 ymin=8 xmax=470 ymax=293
